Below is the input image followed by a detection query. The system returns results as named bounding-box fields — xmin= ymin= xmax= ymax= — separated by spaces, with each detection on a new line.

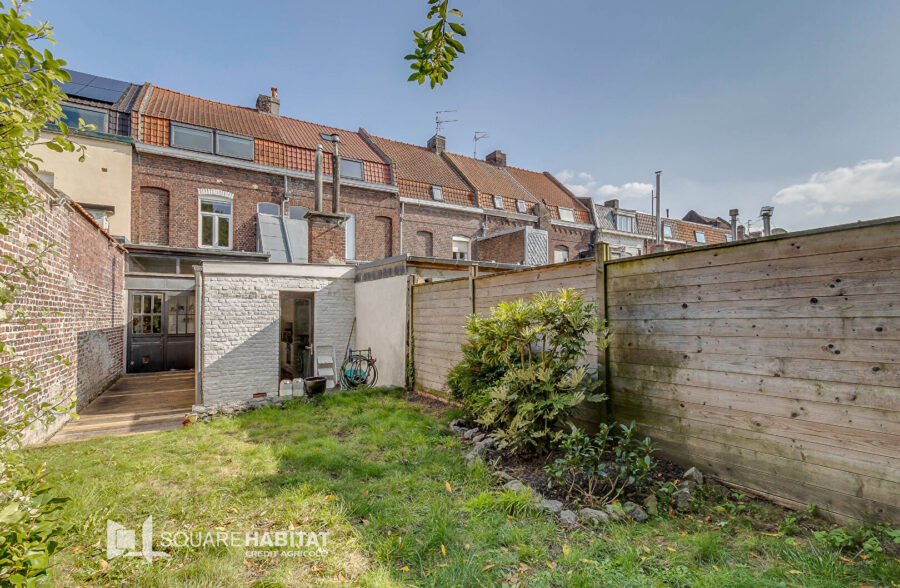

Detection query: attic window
xmin=216 ymin=132 xmax=254 ymax=160
xmin=663 ymin=225 xmax=674 ymax=238
xmin=171 ymin=123 xmax=213 ymax=153
xmin=340 ymin=158 xmax=364 ymax=180
xmin=516 ymin=199 xmax=527 ymax=213
xmin=694 ymin=230 xmax=706 ymax=243
xmin=493 ymin=195 xmax=504 ymax=209
xmin=60 ymin=104 xmax=107 ymax=132
xmin=430 ymin=185 xmax=443 ymax=201
xmin=257 ymin=202 xmax=280 ymax=216
xmin=616 ymin=214 xmax=634 ymax=233
xmin=558 ymin=207 xmax=575 ymax=222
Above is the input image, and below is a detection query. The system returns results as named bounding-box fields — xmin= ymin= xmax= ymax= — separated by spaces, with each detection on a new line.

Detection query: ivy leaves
xmin=406 ymin=0 xmax=466 ymax=89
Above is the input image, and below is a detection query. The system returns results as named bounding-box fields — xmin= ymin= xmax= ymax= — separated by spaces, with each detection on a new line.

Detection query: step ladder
xmin=315 ymin=345 xmax=337 ymax=389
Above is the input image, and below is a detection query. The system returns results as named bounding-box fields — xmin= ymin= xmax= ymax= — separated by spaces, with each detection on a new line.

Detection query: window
xmin=216 ymin=132 xmax=254 ymax=160
xmin=493 ymin=195 xmax=504 ymax=209
xmin=171 ymin=123 xmax=213 ymax=153
xmin=558 ymin=207 xmax=575 ymax=222
xmin=554 ymin=246 xmax=570 ymax=263
xmin=131 ymin=294 xmax=162 ymax=334
xmin=663 ymin=225 xmax=674 ymax=239
xmin=694 ymin=230 xmax=706 ymax=243
xmin=86 ymin=209 xmax=110 ymax=230
xmin=60 ymin=104 xmax=107 ymax=132
xmin=516 ymin=199 xmax=527 ymax=214
xmin=726 ymin=234 xmax=733 ymax=242
xmin=451 ymin=236 xmax=470 ymax=260
xmin=430 ymin=185 xmax=443 ymax=201
xmin=167 ymin=295 xmax=196 ymax=335
xmin=616 ymin=214 xmax=634 ymax=233
xmin=199 ymin=198 xmax=232 ymax=248
xmin=340 ymin=158 xmax=364 ymax=180
xmin=257 ymin=202 xmax=280 ymax=216
xmin=345 ymin=213 xmax=356 ymax=260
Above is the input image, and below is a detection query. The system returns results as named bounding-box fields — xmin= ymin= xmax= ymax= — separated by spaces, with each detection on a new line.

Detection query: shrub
xmin=545 ymin=422 xmax=656 ymax=505
xmin=0 ymin=459 xmax=69 ymax=586
xmin=448 ymin=289 xmax=609 ymax=454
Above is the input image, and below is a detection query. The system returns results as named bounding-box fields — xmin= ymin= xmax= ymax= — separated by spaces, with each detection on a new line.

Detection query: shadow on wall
xmin=75 ymin=327 xmax=123 ymax=410
xmin=202 ymin=318 xmax=282 ymax=405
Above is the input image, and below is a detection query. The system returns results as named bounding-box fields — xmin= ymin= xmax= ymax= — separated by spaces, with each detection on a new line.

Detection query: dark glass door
xmin=127 ymin=292 xmax=195 ymax=373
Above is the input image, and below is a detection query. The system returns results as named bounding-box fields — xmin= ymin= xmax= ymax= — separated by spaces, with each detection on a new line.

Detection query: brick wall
xmin=0 ymin=170 xmax=126 ymax=444
xmin=550 ymin=224 xmax=594 ymax=263
xmin=199 ymin=268 xmax=355 ymax=405
xmin=475 ymin=229 xmax=526 ymax=264
xmin=132 ymin=153 xmax=398 ymax=262
xmin=308 ymin=214 xmax=345 ymax=263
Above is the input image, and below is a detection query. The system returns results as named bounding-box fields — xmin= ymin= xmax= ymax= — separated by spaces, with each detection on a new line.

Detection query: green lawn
xmin=26 ymin=388 xmax=898 ymax=587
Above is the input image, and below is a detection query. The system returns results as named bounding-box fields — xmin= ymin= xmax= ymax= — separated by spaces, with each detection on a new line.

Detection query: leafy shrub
xmin=0 ymin=459 xmax=69 ymax=586
xmin=813 ymin=523 xmax=900 ymax=556
xmin=448 ymin=289 xmax=609 ymax=454
xmin=545 ymin=421 xmax=655 ymax=505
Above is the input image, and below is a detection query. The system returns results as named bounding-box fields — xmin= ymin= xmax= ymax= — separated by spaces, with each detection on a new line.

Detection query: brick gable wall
xmin=0 ymin=170 xmax=126 ymax=445
xmin=476 ymin=230 xmax=526 ymax=264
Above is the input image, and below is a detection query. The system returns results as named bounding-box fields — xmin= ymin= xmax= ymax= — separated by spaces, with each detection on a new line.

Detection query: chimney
xmin=729 ymin=208 xmax=739 ymax=241
xmin=256 ymin=87 xmax=280 ymax=117
xmin=760 ymin=206 xmax=774 ymax=236
xmin=603 ymin=199 xmax=620 ymax=209
xmin=427 ymin=134 xmax=446 ymax=155
xmin=485 ymin=150 xmax=506 ymax=167
xmin=314 ymin=144 xmax=324 ymax=212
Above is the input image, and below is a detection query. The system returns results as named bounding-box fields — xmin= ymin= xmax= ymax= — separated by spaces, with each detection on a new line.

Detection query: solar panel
xmin=59 ymin=69 xmax=131 ymax=104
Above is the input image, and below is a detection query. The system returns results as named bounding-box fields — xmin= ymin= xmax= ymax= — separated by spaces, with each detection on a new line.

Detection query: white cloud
xmin=774 ymin=157 xmax=900 ymax=207
xmin=556 ymin=170 xmax=653 ymax=201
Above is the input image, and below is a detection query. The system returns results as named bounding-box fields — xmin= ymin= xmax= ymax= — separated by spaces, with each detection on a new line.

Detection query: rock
xmin=623 ymin=501 xmax=649 ymax=522
xmin=683 ymin=467 xmax=704 ymax=486
xmin=673 ymin=487 xmax=692 ymax=511
xmin=476 ymin=437 xmax=496 ymax=450
xmin=559 ymin=510 xmax=579 ymax=527
xmin=472 ymin=433 xmax=486 ymax=444
xmin=578 ymin=508 xmax=610 ymax=525
xmin=643 ymin=494 xmax=658 ymax=514
xmin=463 ymin=428 xmax=480 ymax=440
xmin=466 ymin=443 xmax=487 ymax=463
xmin=449 ymin=418 xmax=464 ymax=428
xmin=503 ymin=479 xmax=529 ymax=494
xmin=536 ymin=499 xmax=563 ymax=514
xmin=492 ymin=471 xmax=515 ymax=484
xmin=604 ymin=503 xmax=626 ymax=521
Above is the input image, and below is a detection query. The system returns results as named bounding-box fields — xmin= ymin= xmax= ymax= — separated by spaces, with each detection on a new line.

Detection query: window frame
xmin=215 ymin=130 xmax=255 ymax=160
xmin=451 ymin=235 xmax=470 ymax=260
xmin=340 ymin=157 xmax=365 ymax=180
xmin=694 ymin=230 xmax=706 ymax=243
xmin=171 ymin=122 xmax=214 ymax=153
xmin=558 ymin=207 xmax=576 ymax=222
xmin=198 ymin=194 xmax=233 ymax=249
xmin=344 ymin=213 xmax=356 ymax=260
xmin=726 ymin=234 xmax=733 ymax=242
xmin=554 ymin=245 xmax=570 ymax=263
xmin=516 ymin=199 xmax=527 ymax=214
xmin=615 ymin=213 xmax=635 ymax=233
xmin=257 ymin=202 xmax=280 ymax=216
xmin=663 ymin=224 xmax=674 ymax=239
xmin=430 ymin=185 xmax=443 ymax=201
xmin=492 ymin=195 xmax=504 ymax=210
xmin=60 ymin=103 xmax=108 ymax=133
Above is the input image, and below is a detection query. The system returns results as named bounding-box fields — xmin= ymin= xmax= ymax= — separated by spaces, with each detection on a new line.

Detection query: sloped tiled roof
xmin=443 ymin=152 xmax=535 ymax=203
xmin=140 ymin=86 xmax=384 ymax=162
xmin=366 ymin=134 xmax=471 ymax=191
xmin=507 ymin=167 xmax=590 ymax=219
xmin=634 ymin=211 xmax=729 ymax=245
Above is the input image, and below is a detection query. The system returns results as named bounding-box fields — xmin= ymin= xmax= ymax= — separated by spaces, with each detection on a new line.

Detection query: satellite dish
xmin=771 ymin=228 xmax=787 ymax=235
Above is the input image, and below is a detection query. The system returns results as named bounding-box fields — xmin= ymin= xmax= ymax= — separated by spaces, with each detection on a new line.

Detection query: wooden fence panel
xmin=412 ymin=278 xmax=471 ymax=395
xmin=607 ymin=218 xmax=900 ymax=522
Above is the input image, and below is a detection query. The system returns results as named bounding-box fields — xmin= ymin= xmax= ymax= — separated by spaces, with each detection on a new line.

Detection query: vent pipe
xmin=314 ymin=144 xmax=324 ymax=212
xmin=729 ymin=208 xmax=739 ymax=241
xmin=760 ymin=206 xmax=774 ymax=237
xmin=320 ymin=133 xmax=342 ymax=214
xmin=655 ymin=171 xmax=662 ymax=246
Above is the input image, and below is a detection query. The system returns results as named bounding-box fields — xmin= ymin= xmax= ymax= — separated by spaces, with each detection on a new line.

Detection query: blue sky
xmin=40 ymin=0 xmax=900 ymax=230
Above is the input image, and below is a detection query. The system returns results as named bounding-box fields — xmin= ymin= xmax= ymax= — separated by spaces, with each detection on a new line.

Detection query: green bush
xmin=0 ymin=459 xmax=69 ymax=586
xmin=448 ymin=289 xmax=609 ymax=454
xmin=545 ymin=422 xmax=655 ymax=505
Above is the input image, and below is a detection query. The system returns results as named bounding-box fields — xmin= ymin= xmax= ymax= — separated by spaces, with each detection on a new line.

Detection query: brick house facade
xmin=0 ymin=169 xmax=126 ymax=444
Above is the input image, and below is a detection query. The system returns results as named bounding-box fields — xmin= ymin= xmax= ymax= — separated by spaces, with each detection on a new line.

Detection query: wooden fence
xmin=409 ymin=217 xmax=900 ymax=522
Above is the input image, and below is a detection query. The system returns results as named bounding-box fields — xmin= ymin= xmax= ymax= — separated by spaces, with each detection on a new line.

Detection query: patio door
xmin=127 ymin=291 xmax=195 ymax=373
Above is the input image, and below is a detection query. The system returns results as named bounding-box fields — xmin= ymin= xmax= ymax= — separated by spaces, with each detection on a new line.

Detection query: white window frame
xmin=345 ymin=213 xmax=356 ymax=260
xmin=726 ymin=234 xmax=733 ymax=242
xmin=451 ymin=235 xmax=470 ymax=260
xmin=694 ymin=230 xmax=706 ymax=243
xmin=663 ymin=224 xmax=674 ymax=239
xmin=554 ymin=245 xmax=569 ymax=263
xmin=197 ymin=189 xmax=233 ymax=249
xmin=558 ymin=207 xmax=575 ymax=222
xmin=616 ymin=214 xmax=635 ymax=233
xmin=493 ymin=195 xmax=504 ymax=209
xmin=430 ymin=185 xmax=443 ymax=201
xmin=516 ymin=199 xmax=527 ymax=214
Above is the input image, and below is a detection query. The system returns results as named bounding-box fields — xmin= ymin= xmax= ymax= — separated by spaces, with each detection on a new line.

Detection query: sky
xmin=39 ymin=0 xmax=900 ymax=231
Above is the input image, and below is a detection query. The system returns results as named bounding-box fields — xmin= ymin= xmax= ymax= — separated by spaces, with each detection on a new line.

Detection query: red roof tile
xmin=443 ymin=152 xmax=535 ymax=204
xmin=366 ymin=134 xmax=471 ymax=192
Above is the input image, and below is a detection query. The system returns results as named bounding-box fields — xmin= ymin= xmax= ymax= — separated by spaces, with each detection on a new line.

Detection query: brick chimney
xmin=485 ymin=150 xmax=506 ymax=167
xmin=256 ymin=87 xmax=280 ymax=117
xmin=427 ymin=134 xmax=446 ymax=155
xmin=604 ymin=199 xmax=620 ymax=208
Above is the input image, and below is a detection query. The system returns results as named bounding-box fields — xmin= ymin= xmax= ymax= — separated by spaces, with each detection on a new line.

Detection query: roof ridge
xmin=367 ymin=133 xmax=436 ymax=154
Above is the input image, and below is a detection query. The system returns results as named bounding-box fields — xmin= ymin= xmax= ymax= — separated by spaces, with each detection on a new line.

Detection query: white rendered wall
xmin=354 ymin=275 xmax=408 ymax=387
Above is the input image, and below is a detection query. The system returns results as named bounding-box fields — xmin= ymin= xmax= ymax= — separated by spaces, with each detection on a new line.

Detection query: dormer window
xmin=171 ymin=123 xmax=214 ymax=153
xmin=516 ymin=199 xmax=527 ymax=214
xmin=694 ymin=230 xmax=706 ymax=243
xmin=60 ymin=104 xmax=107 ymax=133
xmin=340 ymin=158 xmax=364 ymax=180
xmin=558 ymin=207 xmax=575 ymax=222
xmin=493 ymin=195 xmax=504 ymax=209
xmin=663 ymin=225 xmax=674 ymax=239
xmin=430 ymin=185 xmax=443 ymax=201
xmin=616 ymin=214 xmax=634 ymax=233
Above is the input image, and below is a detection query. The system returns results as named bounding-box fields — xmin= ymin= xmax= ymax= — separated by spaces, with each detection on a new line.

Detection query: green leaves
xmin=405 ymin=0 xmax=467 ymax=89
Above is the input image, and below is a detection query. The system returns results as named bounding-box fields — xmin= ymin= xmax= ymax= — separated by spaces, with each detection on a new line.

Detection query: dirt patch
xmin=405 ymin=390 xmax=458 ymax=417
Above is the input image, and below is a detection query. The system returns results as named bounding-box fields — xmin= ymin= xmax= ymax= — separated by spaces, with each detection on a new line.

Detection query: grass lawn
xmin=26 ymin=387 xmax=898 ymax=587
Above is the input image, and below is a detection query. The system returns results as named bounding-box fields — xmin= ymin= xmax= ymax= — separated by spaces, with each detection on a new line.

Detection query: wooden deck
xmin=47 ymin=371 xmax=195 ymax=444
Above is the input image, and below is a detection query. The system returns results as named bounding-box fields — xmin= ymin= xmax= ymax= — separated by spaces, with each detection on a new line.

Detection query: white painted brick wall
xmin=200 ymin=274 xmax=355 ymax=405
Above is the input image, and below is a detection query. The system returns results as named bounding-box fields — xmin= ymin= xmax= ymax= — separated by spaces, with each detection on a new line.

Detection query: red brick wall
xmin=307 ymin=214 xmax=346 ymax=263
xmin=132 ymin=153 xmax=399 ymax=262
xmin=136 ymin=186 xmax=170 ymax=245
xmin=549 ymin=224 xmax=593 ymax=263
xmin=0 ymin=170 xmax=126 ymax=444
xmin=475 ymin=229 xmax=526 ymax=264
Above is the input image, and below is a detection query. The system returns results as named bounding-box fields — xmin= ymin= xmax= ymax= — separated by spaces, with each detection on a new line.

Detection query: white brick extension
xmin=197 ymin=262 xmax=355 ymax=405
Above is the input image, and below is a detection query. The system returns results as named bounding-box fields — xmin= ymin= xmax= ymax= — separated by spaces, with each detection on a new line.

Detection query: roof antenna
xmin=473 ymin=131 xmax=489 ymax=158
xmin=435 ymin=109 xmax=457 ymax=136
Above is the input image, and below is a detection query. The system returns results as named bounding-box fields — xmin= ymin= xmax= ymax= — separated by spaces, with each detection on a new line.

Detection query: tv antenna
xmin=473 ymin=131 xmax=489 ymax=158
xmin=434 ymin=110 xmax=458 ymax=136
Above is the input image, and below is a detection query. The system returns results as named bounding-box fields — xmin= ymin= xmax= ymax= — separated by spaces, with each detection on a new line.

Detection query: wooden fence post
xmin=595 ymin=241 xmax=611 ymax=420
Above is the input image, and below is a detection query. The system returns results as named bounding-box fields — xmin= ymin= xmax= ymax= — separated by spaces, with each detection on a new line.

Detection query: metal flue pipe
xmin=655 ymin=171 xmax=662 ymax=246
xmin=314 ymin=144 xmax=324 ymax=212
